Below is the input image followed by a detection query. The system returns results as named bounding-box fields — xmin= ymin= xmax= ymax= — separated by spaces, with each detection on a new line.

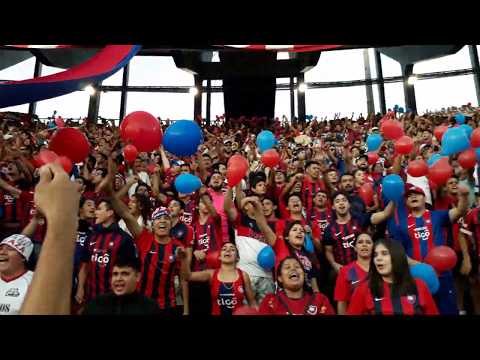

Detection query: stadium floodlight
xmin=190 ymin=87 xmax=199 ymax=96
xmin=298 ymin=83 xmax=308 ymax=92
xmin=407 ymin=76 xmax=418 ymax=86
xmin=84 ymin=85 xmax=96 ymax=95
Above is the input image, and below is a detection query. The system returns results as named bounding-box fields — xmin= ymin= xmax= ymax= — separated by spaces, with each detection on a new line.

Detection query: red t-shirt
xmin=259 ymin=290 xmax=335 ymax=315
xmin=334 ymin=261 xmax=368 ymax=302
xmin=347 ymin=279 xmax=439 ymax=315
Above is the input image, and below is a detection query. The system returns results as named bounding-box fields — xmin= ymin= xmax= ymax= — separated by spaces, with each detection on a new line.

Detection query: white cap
xmin=1 ymin=234 xmax=33 ymax=261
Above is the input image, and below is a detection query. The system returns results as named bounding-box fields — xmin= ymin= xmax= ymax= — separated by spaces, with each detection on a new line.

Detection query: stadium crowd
xmin=1 ymin=104 xmax=480 ymax=316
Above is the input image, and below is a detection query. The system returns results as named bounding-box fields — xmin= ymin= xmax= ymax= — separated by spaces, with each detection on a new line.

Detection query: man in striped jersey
xmin=76 ymin=199 xmax=137 ymax=303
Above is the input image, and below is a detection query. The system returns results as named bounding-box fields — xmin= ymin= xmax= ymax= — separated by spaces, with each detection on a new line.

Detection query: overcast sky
xmin=1 ymin=46 xmax=479 ymax=121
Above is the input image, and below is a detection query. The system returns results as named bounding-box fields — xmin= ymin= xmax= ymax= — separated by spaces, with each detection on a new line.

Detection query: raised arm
xmin=177 ymin=247 xmax=212 ymax=282
xmin=21 ymin=163 xmax=80 ymax=315
xmin=370 ymin=201 xmax=395 ymax=225
xmin=250 ymin=198 xmax=276 ymax=246
xmin=449 ymin=186 xmax=470 ymax=222
xmin=224 ymin=186 xmax=238 ymax=222
xmin=0 ymin=177 xmax=22 ymax=198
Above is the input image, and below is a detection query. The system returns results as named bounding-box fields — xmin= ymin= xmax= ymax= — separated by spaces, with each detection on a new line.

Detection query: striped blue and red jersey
xmin=170 ymin=221 xmax=194 ymax=247
xmin=347 ymin=279 xmax=439 ymax=315
xmin=334 ymin=261 xmax=368 ymax=302
xmin=323 ymin=214 xmax=370 ymax=265
xmin=191 ymin=215 xmax=224 ymax=271
xmin=308 ymin=208 xmax=333 ymax=238
xmin=135 ymin=229 xmax=185 ymax=309
xmin=210 ymin=269 xmax=246 ymax=315
xmin=0 ymin=188 xmax=31 ymax=226
xmin=301 ymin=177 xmax=326 ymax=217
xmin=81 ymin=223 xmax=137 ymax=300
xmin=460 ymin=207 xmax=480 ymax=258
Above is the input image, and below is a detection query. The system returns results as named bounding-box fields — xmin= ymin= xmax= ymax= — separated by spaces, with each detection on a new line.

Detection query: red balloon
xmin=35 ymin=149 xmax=58 ymax=167
xmin=55 ymin=156 xmax=73 ymax=174
xmin=458 ymin=148 xmax=477 ymax=169
xmin=261 ymin=149 xmax=280 ymax=168
xmin=227 ymin=163 xmax=247 ymax=188
xmin=123 ymin=144 xmax=138 ymax=164
xmin=381 ymin=120 xmax=404 ymax=140
xmin=228 ymin=155 xmax=249 ymax=173
xmin=358 ymin=183 xmax=374 ymax=206
xmin=428 ymin=157 xmax=453 ymax=185
xmin=424 ymin=246 xmax=457 ymax=273
xmin=206 ymin=251 xmax=221 ymax=269
xmin=48 ymin=128 xmax=90 ymax=164
xmin=407 ymin=160 xmax=428 ymax=177
xmin=394 ymin=136 xmax=414 ymax=155
xmin=367 ymin=152 xmax=379 ymax=165
xmin=121 ymin=111 xmax=163 ymax=152
xmin=233 ymin=305 xmax=259 ymax=316
xmin=434 ymin=125 xmax=449 ymax=142
xmin=471 ymin=128 xmax=480 ymax=148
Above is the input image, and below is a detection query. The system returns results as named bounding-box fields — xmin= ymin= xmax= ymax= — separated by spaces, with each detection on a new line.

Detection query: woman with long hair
xmin=274 ymin=220 xmax=320 ymax=292
xmin=118 ymin=193 xmax=152 ymax=236
xmin=334 ymin=233 xmax=373 ymax=315
xmin=347 ymin=238 xmax=439 ymax=315
xmin=259 ymin=256 xmax=334 ymax=315
xmin=178 ymin=242 xmax=256 ymax=315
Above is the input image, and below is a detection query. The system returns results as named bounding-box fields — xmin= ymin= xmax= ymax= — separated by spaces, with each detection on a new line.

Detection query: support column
xmin=119 ymin=63 xmax=130 ymax=122
xmin=87 ymin=85 xmax=101 ymax=124
xmin=402 ymin=63 xmax=417 ymax=114
xmin=194 ymin=76 xmax=202 ymax=121
xmin=290 ymin=76 xmax=295 ymax=121
xmin=28 ymin=58 xmax=42 ymax=117
xmin=297 ymin=73 xmax=306 ymax=123
xmin=469 ymin=45 xmax=480 ymax=106
xmin=206 ymin=80 xmax=211 ymax=127
xmin=374 ymin=49 xmax=386 ymax=114
xmin=363 ymin=49 xmax=375 ymax=115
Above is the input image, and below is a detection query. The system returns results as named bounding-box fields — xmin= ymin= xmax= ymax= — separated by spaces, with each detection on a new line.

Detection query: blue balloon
xmin=174 ymin=173 xmax=202 ymax=194
xmin=410 ymin=263 xmax=440 ymax=295
xmin=459 ymin=124 xmax=473 ymax=139
xmin=455 ymin=113 xmax=466 ymax=124
xmin=257 ymin=246 xmax=275 ymax=269
xmin=382 ymin=174 xmax=405 ymax=201
xmin=427 ymin=153 xmax=443 ymax=167
xmin=367 ymin=134 xmax=383 ymax=152
xmin=163 ymin=120 xmax=204 ymax=157
xmin=398 ymin=107 xmax=405 ymax=114
xmin=304 ymin=234 xmax=314 ymax=253
xmin=441 ymin=127 xmax=470 ymax=155
xmin=256 ymin=130 xmax=276 ymax=153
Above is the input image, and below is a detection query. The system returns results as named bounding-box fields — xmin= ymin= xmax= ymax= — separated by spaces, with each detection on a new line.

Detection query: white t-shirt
xmin=235 ymin=234 xmax=272 ymax=279
xmin=118 ymin=216 xmax=151 ymax=236
xmin=0 ymin=271 xmax=34 ymax=315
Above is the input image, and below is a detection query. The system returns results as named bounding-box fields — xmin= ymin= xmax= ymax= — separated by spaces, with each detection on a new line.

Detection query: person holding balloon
xmin=224 ymin=185 xmax=277 ymax=303
xmin=389 ymin=183 xmax=469 ymax=315
xmin=347 ymin=238 xmax=439 ymax=315
xmin=334 ymin=233 xmax=373 ymax=315
xmin=259 ymin=256 xmax=334 ymax=316
xmin=177 ymin=242 xmax=257 ymax=315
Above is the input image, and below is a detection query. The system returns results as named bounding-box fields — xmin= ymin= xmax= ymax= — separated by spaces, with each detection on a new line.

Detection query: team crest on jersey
xmin=406 ymin=295 xmax=416 ymax=304
xmin=169 ymin=255 xmax=175 ymax=263
xmin=425 ymin=219 xmax=431 ymax=224
xmin=238 ymin=286 xmax=244 ymax=294
xmin=5 ymin=288 xmax=20 ymax=297
xmin=306 ymin=305 xmax=318 ymax=315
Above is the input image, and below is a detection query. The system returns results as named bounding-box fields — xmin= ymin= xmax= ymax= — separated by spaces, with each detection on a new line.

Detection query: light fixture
xmin=84 ymin=85 xmax=96 ymax=96
xmin=407 ymin=76 xmax=418 ymax=86
xmin=298 ymin=83 xmax=307 ymax=92
xmin=189 ymin=87 xmax=199 ymax=96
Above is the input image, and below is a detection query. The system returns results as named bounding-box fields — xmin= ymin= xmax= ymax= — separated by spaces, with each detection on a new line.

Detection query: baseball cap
xmin=404 ymin=183 xmax=425 ymax=197
xmin=171 ymin=160 xmax=185 ymax=167
xmin=419 ymin=144 xmax=432 ymax=153
xmin=151 ymin=207 xmax=171 ymax=221
xmin=0 ymin=234 xmax=33 ymax=261
xmin=223 ymin=139 xmax=232 ymax=145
